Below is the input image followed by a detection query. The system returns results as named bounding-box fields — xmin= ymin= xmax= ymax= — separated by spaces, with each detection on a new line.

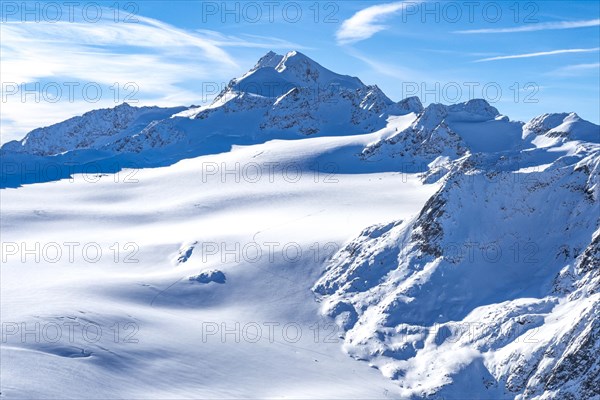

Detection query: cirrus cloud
xmin=455 ymin=18 xmax=600 ymax=34
xmin=336 ymin=1 xmax=422 ymax=45
xmin=475 ymin=48 xmax=600 ymax=62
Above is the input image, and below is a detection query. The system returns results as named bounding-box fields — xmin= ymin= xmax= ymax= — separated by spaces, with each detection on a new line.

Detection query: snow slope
xmin=1 ymin=131 xmax=438 ymax=399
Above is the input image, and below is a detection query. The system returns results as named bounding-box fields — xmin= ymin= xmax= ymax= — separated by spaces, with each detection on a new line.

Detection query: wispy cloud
xmin=475 ymin=48 xmax=600 ymax=62
xmin=455 ymin=18 xmax=600 ymax=34
xmin=193 ymin=30 xmax=310 ymax=50
xmin=0 ymin=9 xmax=302 ymax=143
xmin=336 ymin=1 xmax=421 ymax=45
xmin=547 ymin=63 xmax=600 ymax=77
xmin=345 ymin=48 xmax=424 ymax=82
xmin=420 ymin=49 xmax=497 ymax=58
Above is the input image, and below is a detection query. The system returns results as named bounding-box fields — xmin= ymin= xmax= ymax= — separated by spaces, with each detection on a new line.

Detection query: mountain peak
xmin=397 ymin=96 xmax=423 ymax=114
xmin=274 ymin=50 xmax=312 ymax=72
xmin=252 ymin=50 xmax=324 ymax=73
xmin=524 ymin=112 xmax=599 ymax=143
xmin=251 ymin=51 xmax=284 ymax=72
xmin=447 ymin=98 xmax=500 ymax=120
xmin=231 ymin=50 xmax=365 ymax=98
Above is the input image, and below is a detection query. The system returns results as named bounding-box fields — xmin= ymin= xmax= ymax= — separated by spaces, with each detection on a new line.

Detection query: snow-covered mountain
xmin=183 ymin=50 xmax=421 ymax=136
xmin=315 ymin=142 xmax=600 ymax=399
xmin=1 ymin=51 xmax=427 ymax=187
xmin=1 ymin=51 xmax=599 ymax=399
xmin=1 ymin=51 xmax=420 ymax=160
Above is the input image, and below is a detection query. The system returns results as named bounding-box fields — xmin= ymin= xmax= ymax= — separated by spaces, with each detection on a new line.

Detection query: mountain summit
xmin=231 ymin=50 xmax=365 ymax=97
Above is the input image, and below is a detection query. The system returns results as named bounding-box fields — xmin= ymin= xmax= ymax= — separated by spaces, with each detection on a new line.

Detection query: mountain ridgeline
xmin=1 ymin=50 xmax=598 ymax=187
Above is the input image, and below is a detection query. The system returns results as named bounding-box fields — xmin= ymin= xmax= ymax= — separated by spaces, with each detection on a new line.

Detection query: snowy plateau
xmin=1 ymin=51 xmax=599 ymax=399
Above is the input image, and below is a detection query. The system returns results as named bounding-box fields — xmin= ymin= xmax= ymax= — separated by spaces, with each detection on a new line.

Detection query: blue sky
xmin=1 ymin=1 xmax=599 ymax=142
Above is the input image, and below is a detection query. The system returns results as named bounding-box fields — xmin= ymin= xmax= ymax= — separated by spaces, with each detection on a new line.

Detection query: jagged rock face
xmin=250 ymin=50 xmax=284 ymax=71
xmin=361 ymin=102 xmax=469 ymax=164
xmin=106 ymin=118 xmax=187 ymax=153
xmin=258 ymin=84 xmax=399 ymax=135
xmin=313 ymin=143 xmax=600 ymax=399
xmin=396 ymin=96 xmax=423 ymax=115
xmin=447 ymin=98 xmax=500 ymax=120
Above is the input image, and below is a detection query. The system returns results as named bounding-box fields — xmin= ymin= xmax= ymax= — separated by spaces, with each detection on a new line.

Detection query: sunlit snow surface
xmin=1 ymin=123 xmax=438 ymax=398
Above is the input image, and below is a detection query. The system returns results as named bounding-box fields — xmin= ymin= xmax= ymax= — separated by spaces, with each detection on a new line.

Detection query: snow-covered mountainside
xmin=1 ymin=51 xmax=599 ymax=399
xmin=311 ymin=95 xmax=599 ymax=398
xmin=524 ymin=112 xmax=600 ymax=146
xmin=1 ymin=104 xmax=187 ymax=156
xmin=315 ymin=142 xmax=600 ymax=399
xmin=360 ymin=99 xmax=530 ymax=178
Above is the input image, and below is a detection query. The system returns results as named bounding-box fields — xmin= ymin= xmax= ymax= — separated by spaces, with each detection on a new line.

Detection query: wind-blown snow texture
xmin=1 ymin=51 xmax=599 ymax=399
